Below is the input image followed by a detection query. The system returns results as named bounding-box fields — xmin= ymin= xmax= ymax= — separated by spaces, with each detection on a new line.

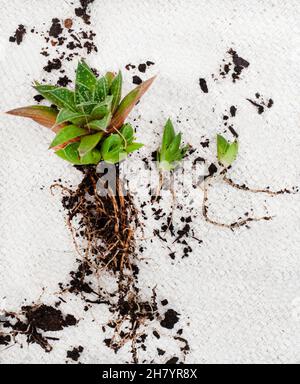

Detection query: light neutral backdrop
xmin=0 ymin=0 xmax=300 ymax=364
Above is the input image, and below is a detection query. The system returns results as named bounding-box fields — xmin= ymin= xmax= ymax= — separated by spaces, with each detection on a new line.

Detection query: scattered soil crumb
xmin=67 ymin=346 xmax=84 ymax=362
xmin=199 ymin=78 xmax=208 ymax=93
xmin=160 ymin=309 xmax=180 ymax=329
xmin=9 ymin=24 xmax=27 ymax=45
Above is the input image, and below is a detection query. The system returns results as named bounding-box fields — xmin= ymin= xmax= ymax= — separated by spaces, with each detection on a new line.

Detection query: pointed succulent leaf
xmin=109 ymin=76 xmax=156 ymax=131
xmin=34 ymin=84 xmax=76 ymax=111
xmin=120 ymin=123 xmax=134 ymax=145
xmin=101 ymin=134 xmax=127 ymax=164
xmin=126 ymin=143 xmax=144 ymax=154
xmin=49 ymin=125 xmax=88 ymax=149
xmin=55 ymin=142 xmax=101 ymax=165
xmin=217 ymin=134 xmax=238 ymax=167
xmin=110 ymin=71 xmax=122 ymax=114
xmin=91 ymin=96 xmax=113 ymax=119
xmin=75 ymin=61 xmax=97 ymax=93
xmin=78 ymin=132 xmax=103 ymax=158
xmin=162 ymin=118 xmax=176 ymax=150
xmin=6 ymin=105 xmax=63 ymax=132
xmin=217 ymin=134 xmax=230 ymax=162
xmin=95 ymin=76 xmax=108 ymax=102
xmin=80 ymin=147 xmax=102 ymax=164
xmin=55 ymin=142 xmax=81 ymax=164
xmin=222 ymin=141 xmax=239 ymax=167
xmin=103 ymin=149 xmax=127 ymax=164
xmin=105 ymin=72 xmax=115 ymax=89
xmin=86 ymin=113 xmax=112 ymax=131
xmin=56 ymin=108 xmax=88 ymax=125
xmin=168 ymin=133 xmax=182 ymax=155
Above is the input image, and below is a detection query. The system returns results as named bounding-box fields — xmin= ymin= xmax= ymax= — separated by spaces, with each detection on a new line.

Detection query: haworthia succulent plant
xmin=157 ymin=119 xmax=189 ymax=171
xmin=217 ymin=134 xmax=239 ymax=167
xmin=7 ymin=60 xmax=155 ymax=165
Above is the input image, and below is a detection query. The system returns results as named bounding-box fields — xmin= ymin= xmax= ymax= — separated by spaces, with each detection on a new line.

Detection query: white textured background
xmin=0 ymin=0 xmax=300 ymax=364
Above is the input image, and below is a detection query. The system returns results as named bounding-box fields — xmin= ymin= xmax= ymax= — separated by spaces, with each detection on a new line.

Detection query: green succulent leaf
xmin=105 ymin=72 xmax=115 ymax=88
xmin=158 ymin=119 xmax=188 ymax=171
xmin=120 ymin=123 xmax=134 ymax=145
xmin=78 ymin=132 xmax=104 ymax=158
xmin=34 ymin=84 xmax=76 ymax=112
xmin=56 ymin=108 xmax=88 ymax=125
xmin=86 ymin=113 xmax=112 ymax=131
xmin=217 ymin=134 xmax=239 ymax=167
xmin=126 ymin=143 xmax=144 ymax=154
xmin=55 ymin=142 xmax=101 ymax=165
xmin=162 ymin=118 xmax=176 ymax=151
xmin=91 ymin=96 xmax=113 ymax=119
xmin=49 ymin=125 xmax=88 ymax=149
xmin=75 ymin=61 xmax=97 ymax=95
xmin=101 ymin=134 xmax=127 ymax=164
xmin=110 ymin=71 xmax=122 ymax=114
xmin=95 ymin=77 xmax=108 ymax=103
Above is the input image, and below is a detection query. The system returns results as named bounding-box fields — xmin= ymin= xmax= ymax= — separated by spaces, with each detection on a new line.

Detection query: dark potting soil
xmin=160 ymin=309 xmax=180 ymax=329
xmin=9 ymin=24 xmax=27 ymax=45
xmin=2 ymin=305 xmax=77 ymax=352
xmin=75 ymin=0 xmax=95 ymax=24
xmin=49 ymin=18 xmax=63 ymax=38
xmin=215 ymin=48 xmax=250 ymax=83
xmin=199 ymin=78 xmax=208 ymax=93
xmin=44 ymin=58 xmax=62 ymax=72
xmin=133 ymin=75 xmax=143 ymax=85
xmin=67 ymin=346 xmax=84 ymax=361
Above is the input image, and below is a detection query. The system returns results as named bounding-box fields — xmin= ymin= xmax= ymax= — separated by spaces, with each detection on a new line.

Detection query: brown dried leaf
xmin=108 ymin=76 xmax=156 ymax=132
xmin=6 ymin=106 xmax=66 ymax=133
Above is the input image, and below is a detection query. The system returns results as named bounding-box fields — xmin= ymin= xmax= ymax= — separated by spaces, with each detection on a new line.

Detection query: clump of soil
xmin=2 ymin=304 xmax=77 ymax=352
xmin=67 ymin=346 xmax=84 ymax=362
xmin=160 ymin=309 xmax=180 ymax=329
xmin=49 ymin=18 xmax=63 ymax=38
xmin=214 ymin=48 xmax=250 ymax=83
xmin=199 ymin=78 xmax=208 ymax=93
xmin=9 ymin=24 xmax=27 ymax=45
xmin=75 ymin=0 xmax=95 ymax=24
xmin=247 ymin=93 xmax=274 ymax=115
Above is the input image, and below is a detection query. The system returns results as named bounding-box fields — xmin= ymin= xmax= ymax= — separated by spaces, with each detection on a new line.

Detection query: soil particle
xmin=0 ymin=334 xmax=11 ymax=346
xmin=146 ymin=61 xmax=155 ymax=67
xmin=67 ymin=346 xmax=84 ymax=361
xmin=216 ymin=49 xmax=250 ymax=83
xmin=49 ymin=18 xmax=63 ymax=38
xmin=199 ymin=78 xmax=208 ymax=93
xmin=9 ymin=24 xmax=27 ymax=45
xmin=160 ymin=309 xmax=180 ymax=329
xmin=33 ymin=94 xmax=45 ymax=103
xmin=161 ymin=299 xmax=168 ymax=306
xmin=157 ymin=348 xmax=166 ymax=356
xmin=207 ymin=163 xmax=218 ymax=178
xmin=126 ymin=63 xmax=136 ymax=70
xmin=64 ymin=19 xmax=73 ymax=29
xmin=75 ymin=0 xmax=95 ymax=24
xmin=267 ymin=98 xmax=274 ymax=108
xmin=247 ymin=98 xmax=265 ymax=114
xmin=22 ymin=304 xmax=77 ymax=332
xmin=44 ymin=58 xmax=62 ymax=72
xmin=166 ymin=356 xmax=179 ymax=364
xmin=138 ymin=63 xmax=147 ymax=73
xmin=228 ymin=125 xmax=239 ymax=138
xmin=133 ymin=75 xmax=143 ymax=85
xmin=57 ymin=75 xmax=72 ymax=87
xmin=230 ymin=105 xmax=237 ymax=117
